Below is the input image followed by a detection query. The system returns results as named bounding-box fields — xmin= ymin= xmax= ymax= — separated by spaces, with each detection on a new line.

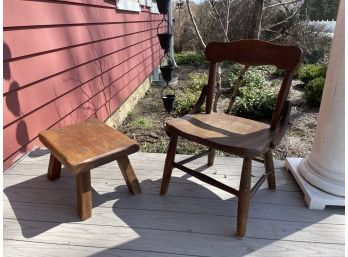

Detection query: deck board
xmin=4 ymin=151 xmax=345 ymax=257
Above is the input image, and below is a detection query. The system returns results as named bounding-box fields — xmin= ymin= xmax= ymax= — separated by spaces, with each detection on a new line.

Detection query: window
xmin=139 ymin=0 xmax=152 ymax=7
xmin=150 ymin=0 xmax=159 ymax=13
xmin=116 ymin=0 xmax=141 ymax=12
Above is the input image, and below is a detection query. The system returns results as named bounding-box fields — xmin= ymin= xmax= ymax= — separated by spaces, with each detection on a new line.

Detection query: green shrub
xmin=271 ymin=68 xmax=285 ymax=78
xmin=187 ymin=73 xmax=208 ymax=91
xmin=298 ymin=64 xmax=327 ymax=84
xmin=233 ymin=85 xmax=278 ymax=120
xmin=222 ymin=64 xmax=277 ymax=120
xmin=175 ymin=73 xmax=207 ymax=115
xmin=223 ymin=64 xmax=269 ymax=88
xmin=176 ymin=91 xmax=200 ymax=115
xmin=270 ymin=67 xmax=302 ymax=80
xmin=304 ymin=77 xmax=325 ymax=107
xmin=241 ymin=69 xmax=268 ymax=88
xmin=175 ymin=52 xmax=205 ymax=66
xmin=270 ymin=79 xmax=282 ymax=87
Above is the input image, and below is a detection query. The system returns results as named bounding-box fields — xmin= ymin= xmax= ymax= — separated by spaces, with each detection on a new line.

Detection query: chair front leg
xmin=76 ymin=171 xmax=92 ymax=220
xmin=236 ymin=157 xmax=252 ymax=239
xmin=264 ymin=150 xmax=276 ymax=190
xmin=160 ymin=134 xmax=178 ymax=195
xmin=207 ymin=148 xmax=215 ymax=166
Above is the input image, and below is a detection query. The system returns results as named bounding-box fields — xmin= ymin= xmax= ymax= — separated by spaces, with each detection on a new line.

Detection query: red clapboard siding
xmin=3 ymin=0 xmax=163 ymax=170
xmin=4 ymin=21 xmax=165 ymax=60
xmin=4 ymin=26 xmax=165 ymax=93
xmin=4 ymin=1 xmax=159 ymax=27
xmin=4 ymin=41 xmax=161 ymax=127
xmin=4 ymin=51 xmax=161 ymax=163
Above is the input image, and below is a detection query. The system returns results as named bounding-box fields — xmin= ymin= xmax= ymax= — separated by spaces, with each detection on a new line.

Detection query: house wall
xmin=3 ymin=0 xmax=163 ymax=170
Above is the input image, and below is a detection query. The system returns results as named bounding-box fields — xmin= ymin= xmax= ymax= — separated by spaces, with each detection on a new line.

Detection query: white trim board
xmin=116 ymin=0 xmax=141 ymax=12
xmin=285 ymin=157 xmax=345 ymax=210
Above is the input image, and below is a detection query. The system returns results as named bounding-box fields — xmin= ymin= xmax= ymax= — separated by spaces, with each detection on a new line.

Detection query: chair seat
xmin=166 ymin=113 xmax=272 ymax=156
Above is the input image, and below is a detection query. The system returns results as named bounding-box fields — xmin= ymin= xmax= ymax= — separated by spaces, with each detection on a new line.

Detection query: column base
xmin=285 ymin=158 xmax=345 ymax=210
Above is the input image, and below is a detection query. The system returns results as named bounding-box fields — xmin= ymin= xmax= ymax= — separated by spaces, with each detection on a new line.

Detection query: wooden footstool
xmin=39 ymin=119 xmax=141 ymax=220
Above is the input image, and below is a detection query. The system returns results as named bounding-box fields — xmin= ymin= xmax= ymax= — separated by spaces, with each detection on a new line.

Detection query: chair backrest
xmin=204 ymin=39 xmax=303 ymax=130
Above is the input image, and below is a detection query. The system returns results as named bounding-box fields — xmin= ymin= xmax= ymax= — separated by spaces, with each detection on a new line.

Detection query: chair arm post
xmin=189 ymin=85 xmax=208 ymax=114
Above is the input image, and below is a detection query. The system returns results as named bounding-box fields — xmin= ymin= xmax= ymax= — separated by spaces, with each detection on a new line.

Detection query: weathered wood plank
xmin=3 ymin=240 xmax=185 ymax=257
xmin=3 ymin=171 xmax=299 ymax=194
xmin=4 ymin=219 xmax=344 ymax=257
xmin=3 ymin=179 xmax=305 ymax=208
xmin=3 ymin=188 xmax=344 ymax=225
xmin=6 ymin=152 xmax=294 ymax=182
xmin=3 ymin=152 xmax=345 ymax=257
xmin=6 ymin=167 xmax=295 ymax=186
xmin=11 ymin=151 xmax=285 ymax=169
xmin=3 ymin=201 xmax=344 ymax=244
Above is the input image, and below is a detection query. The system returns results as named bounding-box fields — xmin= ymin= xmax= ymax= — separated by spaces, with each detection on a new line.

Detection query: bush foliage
xmin=222 ymin=64 xmax=278 ymax=120
xmin=233 ymin=83 xmax=278 ymax=120
xmin=298 ymin=64 xmax=327 ymax=84
xmin=297 ymin=63 xmax=327 ymax=107
xmin=304 ymin=77 xmax=325 ymax=107
xmin=175 ymin=52 xmax=205 ymax=66
xmin=175 ymin=73 xmax=207 ymax=115
xmin=223 ymin=63 xmax=269 ymax=88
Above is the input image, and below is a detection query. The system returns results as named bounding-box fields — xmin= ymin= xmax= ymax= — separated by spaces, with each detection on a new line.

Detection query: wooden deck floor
xmin=3 ymin=150 xmax=345 ymax=257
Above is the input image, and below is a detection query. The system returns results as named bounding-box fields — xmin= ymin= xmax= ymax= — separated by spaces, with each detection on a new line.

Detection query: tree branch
xmin=252 ymin=0 xmax=264 ymax=39
xmin=225 ymin=0 xmax=231 ymax=36
xmin=186 ymin=0 xmax=206 ymax=48
xmin=264 ymin=0 xmax=300 ymax=9
xmin=208 ymin=0 xmax=230 ymax=42
xmin=265 ymin=6 xmax=302 ymax=30
xmin=269 ymin=34 xmax=283 ymax=41
xmin=261 ymin=28 xmax=282 ymax=33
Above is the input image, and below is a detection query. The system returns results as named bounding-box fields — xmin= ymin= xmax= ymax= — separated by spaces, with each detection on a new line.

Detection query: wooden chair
xmin=160 ymin=40 xmax=303 ymax=238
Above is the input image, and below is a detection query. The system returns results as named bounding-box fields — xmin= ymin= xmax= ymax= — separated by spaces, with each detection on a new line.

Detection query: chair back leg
xmin=117 ymin=156 xmax=142 ymax=194
xmin=263 ymin=150 xmax=276 ymax=190
xmin=236 ymin=157 xmax=252 ymax=239
xmin=160 ymin=134 xmax=178 ymax=195
xmin=47 ymin=154 xmax=61 ymax=181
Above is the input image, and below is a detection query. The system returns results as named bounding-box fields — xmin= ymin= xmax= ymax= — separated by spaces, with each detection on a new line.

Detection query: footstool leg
xmin=47 ymin=154 xmax=61 ymax=181
xmin=117 ymin=156 xmax=141 ymax=194
xmin=76 ymin=171 xmax=92 ymax=220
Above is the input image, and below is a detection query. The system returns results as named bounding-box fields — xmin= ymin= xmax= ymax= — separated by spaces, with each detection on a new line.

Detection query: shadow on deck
xmin=3 ymin=150 xmax=345 ymax=257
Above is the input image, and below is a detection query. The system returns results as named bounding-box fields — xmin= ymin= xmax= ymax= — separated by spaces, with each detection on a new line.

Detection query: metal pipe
xmin=168 ymin=0 xmax=177 ymax=66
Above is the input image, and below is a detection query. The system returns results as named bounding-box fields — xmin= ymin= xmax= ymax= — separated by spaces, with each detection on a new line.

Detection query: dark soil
xmin=118 ymin=65 xmax=318 ymax=159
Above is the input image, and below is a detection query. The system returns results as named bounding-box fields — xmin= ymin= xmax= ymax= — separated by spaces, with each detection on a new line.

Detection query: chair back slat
xmin=205 ymin=40 xmax=303 ymax=71
xmin=204 ymin=40 xmax=303 ymax=129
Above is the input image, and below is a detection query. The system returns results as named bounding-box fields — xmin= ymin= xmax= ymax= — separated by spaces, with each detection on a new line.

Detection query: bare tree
xmin=186 ymin=0 xmax=235 ymax=111
xmin=183 ymin=0 xmax=305 ymax=112
xmin=186 ymin=0 xmax=206 ymax=49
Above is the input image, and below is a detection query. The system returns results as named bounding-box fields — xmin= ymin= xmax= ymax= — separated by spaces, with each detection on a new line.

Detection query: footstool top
xmin=39 ymin=119 xmax=139 ymax=174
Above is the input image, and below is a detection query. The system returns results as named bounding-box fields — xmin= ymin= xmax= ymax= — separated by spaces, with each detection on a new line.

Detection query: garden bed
xmin=118 ymin=65 xmax=318 ymax=160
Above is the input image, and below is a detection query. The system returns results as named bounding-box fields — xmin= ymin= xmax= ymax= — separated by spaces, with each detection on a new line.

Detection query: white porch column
xmin=285 ymin=0 xmax=345 ymax=209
